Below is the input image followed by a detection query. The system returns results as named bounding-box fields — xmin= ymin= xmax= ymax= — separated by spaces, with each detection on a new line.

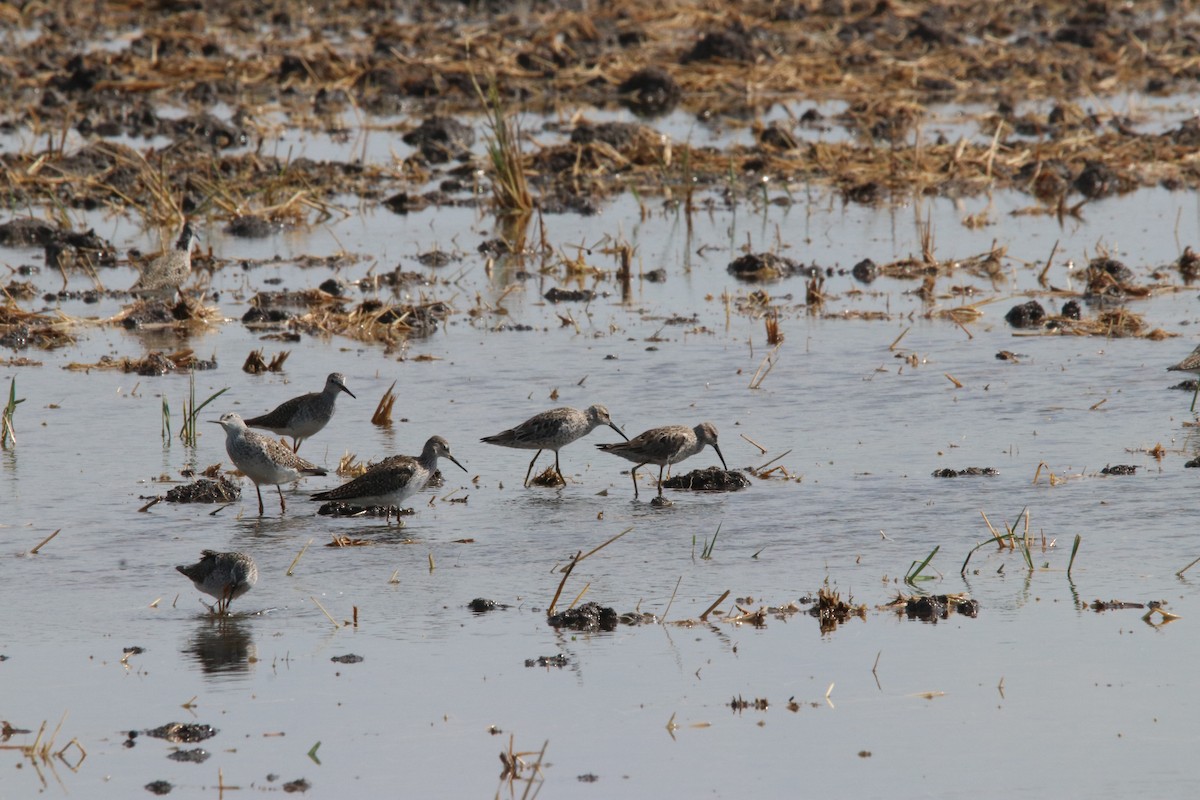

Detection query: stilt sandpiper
xmin=176 ymin=550 xmax=258 ymax=614
xmin=244 ymin=373 xmax=355 ymax=452
xmin=481 ymin=404 xmax=627 ymax=486
xmin=311 ymin=436 xmax=466 ymax=522
xmin=130 ymin=222 xmax=198 ymax=301
xmin=597 ymin=421 xmax=726 ymax=499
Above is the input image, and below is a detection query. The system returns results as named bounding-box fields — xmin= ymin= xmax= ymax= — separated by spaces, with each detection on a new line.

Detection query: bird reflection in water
xmin=184 ymin=616 xmax=258 ymax=676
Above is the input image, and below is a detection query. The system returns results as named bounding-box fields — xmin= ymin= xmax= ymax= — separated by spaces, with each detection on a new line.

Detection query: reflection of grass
xmin=1 ymin=377 xmax=25 ymax=448
xmin=179 ymin=371 xmax=228 ymax=448
xmin=161 ymin=396 xmax=171 ymax=442
xmin=475 ymin=78 xmax=532 ymax=216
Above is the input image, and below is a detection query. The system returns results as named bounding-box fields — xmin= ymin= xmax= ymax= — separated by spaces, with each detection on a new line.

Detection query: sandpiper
xmin=1168 ymin=344 xmax=1200 ymax=411
xmin=311 ymin=436 xmax=466 ymax=522
xmin=597 ymin=421 xmax=727 ymax=499
xmin=210 ymin=411 xmax=327 ymax=516
xmin=481 ymin=404 xmax=627 ymax=486
xmin=176 ymin=550 xmax=258 ymax=614
xmin=130 ymin=222 xmax=198 ymax=301
xmin=244 ymin=373 xmax=355 ymax=452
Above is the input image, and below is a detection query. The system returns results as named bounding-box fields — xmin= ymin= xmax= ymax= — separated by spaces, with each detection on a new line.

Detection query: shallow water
xmin=4 ymin=171 xmax=1200 ymax=798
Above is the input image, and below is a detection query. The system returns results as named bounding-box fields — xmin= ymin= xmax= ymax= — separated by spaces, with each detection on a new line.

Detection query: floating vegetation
xmin=65 ymin=349 xmax=216 ymax=375
xmin=242 ymin=349 xmax=289 ymax=374
xmin=808 ymin=586 xmax=867 ymax=634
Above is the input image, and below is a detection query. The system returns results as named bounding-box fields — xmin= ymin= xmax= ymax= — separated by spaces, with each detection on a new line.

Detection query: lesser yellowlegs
xmin=311 ymin=436 xmax=466 ymax=522
xmin=130 ymin=222 xmax=198 ymax=301
xmin=1168 ymin=344 xmax=1200 ymax=411
xmin=597 ymin=421 xmax=727 ymax=499
xmin=244 ymin=373 xmax=355 ymax=452
xmin=176 ymin=550 xmax=258 ymax=614
xmin=210 ymin=411 xmax=327 ymax=515
xmin=481 ymin=404 xmax=627 ymax=486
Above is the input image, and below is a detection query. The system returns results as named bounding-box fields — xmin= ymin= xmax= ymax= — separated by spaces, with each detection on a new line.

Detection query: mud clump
xmin=617 ymin=67 xmax=680 ymax=116
xmin=543 ymin=287 xmax=594 ymax=303
xmin=167 ymin=748 xmax=210 ymax=763
xmin=903 ymin=595 xmax=981 ymax=622
xmin=330 ymin=654 xmax=363 ymax=664
xmin=1100 ymin=464 xmax=1137 ymax=475
xmin=525 ymin=654 xmax=569 ymax=668
xmin=315 ymin=501 xmax=415 ymax=518
xmin=468 ymin=598 xmax=496 ymax=612
xmin=931 ymin=467 xmax=998 ymax=478
xmin=165 ymin=477 xmax=241 ymax=503
xmin=403 ymin=116 xmax=475 ymax=163
xmin=144 ymin=780 xmax=173 ymax=795
xmin=144 ymin=723 xmax=217 ymax=743
xmin=727 ymin=252 xmax=804 ymax=282
xmin=548 ymin=601 xmax=618 ymax=632
xmin=661 ymin=467 xmax=751 ymax=491
xmin=1005 ymin=300 xmax=1046 ymax=329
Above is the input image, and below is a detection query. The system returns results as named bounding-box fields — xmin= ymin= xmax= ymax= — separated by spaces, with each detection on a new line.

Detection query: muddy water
xmin=4 ymin=181 xmax=1200 ymax=798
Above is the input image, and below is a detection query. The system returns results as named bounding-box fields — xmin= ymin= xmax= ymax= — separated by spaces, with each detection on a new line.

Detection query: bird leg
xmin=523 ymin=449 xmax=543 ymax=487
xmin=291 ymin=437 xmax=301 ymax=453
xmin=1192 ymin=383 xmax=1198 ymax=413
xmin=657 ymin=464 xmax=666 ymax=496
xmin=553 ymin=451 xmax=565 ymax=486
xmin=255 ymin=484 xmax=265 ymax=516
xmin=631 ymin=464 xmax=641 ymax=500
xmin=276 ymin=485 xmax=287 ymax=515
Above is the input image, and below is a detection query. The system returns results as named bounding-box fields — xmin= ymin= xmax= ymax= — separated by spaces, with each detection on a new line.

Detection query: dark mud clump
xmin=403 ymin=116 xmax=475 ymax=163
xmin=144 ymin=780 xmax=173 ymax=795
xmin=903 ymin=595 xmax=981 ymax=622
xmin=165 ymin=477 xmax=241 ymax=503
xmin=931 ymin=467 xmax=999 ymax=477
xmin=1100 ymin=464 xmax=1137 ymax=475
xmin=548 ymin=601 xmax=618 ymax=632
xmin=543 ymin=287 xmax=594 ymax=303
xmin=525 ymin=654 xmax=569 ymax=668
xmin=661 ymin=466 xmax=751 ymax=491
xmin=1185 ymin=457 xmax=1200 ymax=468
xmin=727 ymin=252 xmax=804 ymax=282
xmin=282 ymin=778 xmax=312 ymax=793
xmin=167 ymin=748 xmax=210 ymax=763
xmin=144 ymin=723 xmax=217 ymax=743
xmin=330 ymin=654 xmax=363 ymax=664
xmin=851 ymin=258 xmax=879 ymax=283
xmin=468 ymin=598 xmax=496 ymax=612
xmin=617 ymin=67 xmax=681 ymax=116
xmin=315 ymin=501 xmax=415 ymax=518
xmin=225 ymin=215 xmax=281 ymax=238
xmin=1005 ymin=300 xmax=1046 ymax=329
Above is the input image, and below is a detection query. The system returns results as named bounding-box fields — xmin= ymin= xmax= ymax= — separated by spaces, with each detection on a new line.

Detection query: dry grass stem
xmin=287 ymin=538 xmax=313 ymax=576
xmin=29 ymin=529 xmax=61 ymax=555
xmin=371 ymin=381 xmax=397 ymax=426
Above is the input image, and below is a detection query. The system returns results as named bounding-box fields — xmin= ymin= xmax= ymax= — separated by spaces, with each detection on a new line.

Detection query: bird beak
xmin=207 ymin=419 xmax=223 ymax=426
xmin=608 ymin=422 xmax=630 ymax=441
xmin=338 ymin=383 xmax=356 ymax=399
xmin=713 ymin=443 xmax=728 ymax=471
xmin=447 ymin=454 xmax=468 ymax=473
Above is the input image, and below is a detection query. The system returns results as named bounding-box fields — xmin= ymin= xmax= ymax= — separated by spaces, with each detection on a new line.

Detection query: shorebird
xmin=481 ymin=404 xmax=627 ymax=486
xmin=210 ymin=411 xmax=327 ymax=515
xmin=244 ymin=373 xmax=355 ymax=452
xmin=176 ymin=550 xmax=258 ymax=614
xmin=597 ymin=421 xmax=727 ymax=499
xmin=1168 ymin=344 xmax=1200 ymax=411
xmin=130 ymin=222 xmax=198 ymax=301
xmin=311 ymin=436 xmax=466 ymax=522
